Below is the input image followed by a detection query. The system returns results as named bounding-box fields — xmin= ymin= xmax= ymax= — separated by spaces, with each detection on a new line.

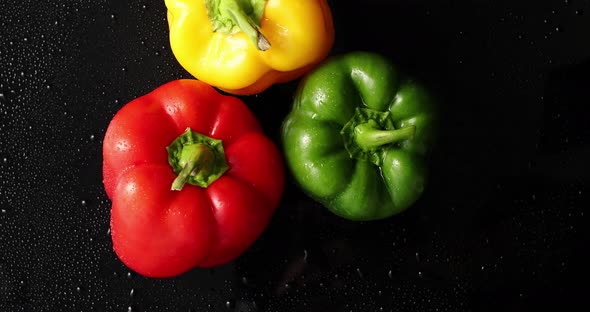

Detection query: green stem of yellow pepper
xmin=226 ymin=6 xmax=270 ymax=50
xmin=206 ymin=0 xmax=270 ymax=51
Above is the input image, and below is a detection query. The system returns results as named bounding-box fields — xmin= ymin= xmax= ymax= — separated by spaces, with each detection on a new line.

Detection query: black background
xmin=1 ymin=0 xmax=589 ymax=311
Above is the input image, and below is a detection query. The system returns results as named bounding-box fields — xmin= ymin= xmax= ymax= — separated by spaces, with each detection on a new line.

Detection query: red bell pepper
xmin=102 ymin=79 xmax=284 ymax=278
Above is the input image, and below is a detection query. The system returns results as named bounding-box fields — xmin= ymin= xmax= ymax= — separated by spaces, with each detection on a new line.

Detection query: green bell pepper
xmin=281 ymin=51 xmax=437 ymax=221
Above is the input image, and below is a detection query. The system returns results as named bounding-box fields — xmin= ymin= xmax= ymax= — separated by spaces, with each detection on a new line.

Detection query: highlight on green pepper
xmin=281 ymin=51 xmax=438 ymax=221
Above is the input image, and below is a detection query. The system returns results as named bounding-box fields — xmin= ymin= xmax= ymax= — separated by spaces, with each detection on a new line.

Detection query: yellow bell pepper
xmin=165 ymin=0 xmax=334 ymax=95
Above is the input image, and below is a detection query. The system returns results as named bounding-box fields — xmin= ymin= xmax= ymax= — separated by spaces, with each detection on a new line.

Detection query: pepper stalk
xmin=167 ymin=128 xmax=230 ymax=190
xmin=205 ymin=0 xmax=271 ymax=51
xmin=341 ymin=108 xmax=416 ymax=166
xmin=354 ymin=121 xmax=416 ymax=151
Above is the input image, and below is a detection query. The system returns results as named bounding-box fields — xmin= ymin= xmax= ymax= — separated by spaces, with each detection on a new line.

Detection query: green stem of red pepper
xmin=167 ymin=128 xmax=229 ymax=190
xmin=171 ymin=143 xmax=215 ymax=191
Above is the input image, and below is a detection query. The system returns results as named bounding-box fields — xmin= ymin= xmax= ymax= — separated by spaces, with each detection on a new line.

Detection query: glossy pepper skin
xmin=165 ymin=0 xmax=334 ymax=95
xmin=103 ymin=79 xmax=284 ymax=277
xmin=281 ymin=52 xmax=437 ymax=221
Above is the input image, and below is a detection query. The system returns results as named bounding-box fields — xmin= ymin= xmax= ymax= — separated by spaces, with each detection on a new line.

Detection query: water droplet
xmin=89 ymin=134 xmax=95 ymax=141
xmin=415 ymin=252 xmax=421 ymax=262
xmin=1 ymin=209 xmax=6 ymax=214
xmin=241 ymin=277 xmax=248 ymax=285
xmin=81 ymin=200 xmax=87 ymax=206
xmin=303 ymin=249 xmax=308 ymax=262
xmin=76 ymin=286 xmax=81 ymax=292
xmin=225 ymin=300 xmax=235 ymax=309
xmin=418 ymin=271 xmax=423 ymax=278
xmin=130 ymin=288 xmax=135 ymax=297
xmin=356 ymin=268 xmax=363 ymax=278
xmin=2 ymin=158 xmax=7 ymax=163
xmin=575 ymin=9 xmax=584 ymax=15
xmin=388 ymin=270 xmax=393 ymax=279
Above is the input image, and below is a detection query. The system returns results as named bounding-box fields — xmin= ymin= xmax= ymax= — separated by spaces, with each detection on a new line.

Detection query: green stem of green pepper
xmin=354 ymin=121 xmax=416 ymax=150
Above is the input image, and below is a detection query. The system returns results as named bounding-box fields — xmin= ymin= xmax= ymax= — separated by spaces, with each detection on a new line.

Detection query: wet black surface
xmin=1 ymin=0 xmax=589 ymax=311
